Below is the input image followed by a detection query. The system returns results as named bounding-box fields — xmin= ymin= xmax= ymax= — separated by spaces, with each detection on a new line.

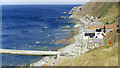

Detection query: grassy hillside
xmin=55 ymin=1 xmax=119 ymax=66
xmin=55 ymin=31 xmax=119 ymax=66
xmin=119 ymin=2 xmax=120 ymax=24
xmin=99 ymin=4 xmax=118 ymax=24
xmin=70 ymin=2 xmax=118 ymax=24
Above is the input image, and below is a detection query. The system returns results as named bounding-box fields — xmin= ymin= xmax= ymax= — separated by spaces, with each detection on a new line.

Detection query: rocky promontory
xmin=69 ymin=6 xmax=82 ymax=14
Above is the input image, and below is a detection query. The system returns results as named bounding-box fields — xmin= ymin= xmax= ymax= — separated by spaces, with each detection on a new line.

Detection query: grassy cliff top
xmin=70 ymin=2 xmax=118 ymax=24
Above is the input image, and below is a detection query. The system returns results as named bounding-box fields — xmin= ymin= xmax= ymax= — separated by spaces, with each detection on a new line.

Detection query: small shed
xmin=117 ymin=28 xmax=120 ymax=33
xmin=105 ymin=24 xmax=116 ymax=32
xmin=105 ymin=24 xmax=116 ymax=29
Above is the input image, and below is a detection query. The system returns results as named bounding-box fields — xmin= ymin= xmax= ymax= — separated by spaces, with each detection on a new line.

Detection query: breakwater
xmin=0 ymin=49 xmax=61 ymax=56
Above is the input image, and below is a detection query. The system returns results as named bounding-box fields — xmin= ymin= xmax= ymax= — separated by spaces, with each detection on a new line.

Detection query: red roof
xmin=101 ymin=33 xmax=106 ymax=37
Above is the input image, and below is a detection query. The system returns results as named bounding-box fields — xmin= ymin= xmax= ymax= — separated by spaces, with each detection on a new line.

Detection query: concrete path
xmin=0 ymin=49 xmax=61 ymax=56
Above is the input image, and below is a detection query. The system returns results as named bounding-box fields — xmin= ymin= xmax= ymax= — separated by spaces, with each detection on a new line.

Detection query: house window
xmin=97 ymin=33 xmax=100 ymax=35
xmin=95 ymin=36 xmax=98 ymax=38
xmin=85 ymin=33 xmax=95 ymax=38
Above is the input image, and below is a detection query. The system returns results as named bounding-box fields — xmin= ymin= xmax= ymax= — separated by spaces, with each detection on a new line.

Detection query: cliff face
xmin=69 ymin=2 xmax=119 ymax=24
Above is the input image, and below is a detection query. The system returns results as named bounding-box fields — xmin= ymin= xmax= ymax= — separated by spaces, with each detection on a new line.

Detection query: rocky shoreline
xmin=29 ymin=16 xmax=90 ymax=67
xmin=29 ymin=4 xmax=104 ymax=66
xmin=29 ymin=6 xmax=84 ymax=67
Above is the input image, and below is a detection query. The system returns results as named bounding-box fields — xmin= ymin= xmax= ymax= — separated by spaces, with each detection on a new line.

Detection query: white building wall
xmin=95 ymin=32 xmax=106 ymax=39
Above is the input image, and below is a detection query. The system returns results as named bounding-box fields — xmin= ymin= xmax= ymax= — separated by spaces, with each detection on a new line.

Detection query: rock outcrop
xmin=61 ymin=25 xmax=70 ymax=28
xmin=69 ymin=6 xmax=82 ymax=14
xmin=60 ymin=16 xmax=67 ymax=18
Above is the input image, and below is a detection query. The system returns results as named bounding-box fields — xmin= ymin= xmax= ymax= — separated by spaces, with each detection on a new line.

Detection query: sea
xmin=2 ymin=5 xmax=81 ymax=66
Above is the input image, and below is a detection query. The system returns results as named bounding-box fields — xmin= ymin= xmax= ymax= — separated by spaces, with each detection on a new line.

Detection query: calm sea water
xmin=2 ymin=5 xmax=80 ymax=66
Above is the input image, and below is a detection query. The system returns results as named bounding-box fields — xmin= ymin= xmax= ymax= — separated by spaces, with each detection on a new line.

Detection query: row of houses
xmin=83 ymin=24 xmax=116 ymax=49
xmin=86 ymin=24 xmax=116 ymax=29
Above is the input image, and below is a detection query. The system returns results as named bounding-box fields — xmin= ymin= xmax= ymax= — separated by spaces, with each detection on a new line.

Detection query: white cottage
xmin=83 ymin=28 xmax=106 ymax=40
xmin=94 ymin=28 xmax=106 ymax=39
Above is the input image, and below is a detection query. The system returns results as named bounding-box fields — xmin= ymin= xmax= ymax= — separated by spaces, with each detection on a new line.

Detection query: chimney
xmin=103 ymin=24 xmax=106 ymax=33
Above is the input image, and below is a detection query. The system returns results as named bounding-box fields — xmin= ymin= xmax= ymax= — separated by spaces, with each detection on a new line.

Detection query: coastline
xmin=3 ymin=2 xmax=119 ymax=66
xmin=29 ymin=6 xmax=84 ymax=66
xmin=29 ymin=11 xmax=109 ymax=66
xmin=22 ymin=1 xmax=119 ymax=66
xmin=29 ymin=4 xmax=103 ymax=66
xmin=29 ymin=15 xmax=90 ymax=66
xmin=29 ymin=4 xmax=118 ymax=66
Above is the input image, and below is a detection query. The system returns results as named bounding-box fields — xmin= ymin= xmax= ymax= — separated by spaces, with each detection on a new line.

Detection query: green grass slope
xmin=70 ymin=2 xmax=118 ymax=24
xmin=55 ymin=31 xmax=119 ymax=66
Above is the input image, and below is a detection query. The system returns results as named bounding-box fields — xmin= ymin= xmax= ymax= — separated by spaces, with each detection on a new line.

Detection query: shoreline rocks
xmin=69 ymin=6 xmax=82 ymax=14
xmin=60 ymin=16 xmax=67 ymax=18
xmin=30 ymin=6 xmax=101 ymax=67
xmin=61 ymin=25 xmax=70 ymax=28
xmin=30 ymin=17 xmax=89 ymax=66
xmin=61 ymin=12 xmax=67 ymax=14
